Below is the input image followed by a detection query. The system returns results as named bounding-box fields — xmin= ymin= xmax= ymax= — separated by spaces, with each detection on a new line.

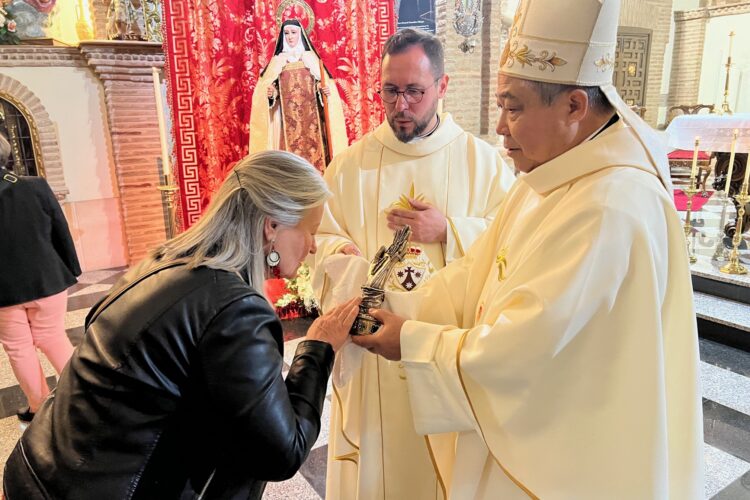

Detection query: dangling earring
xmin=266 ymin=243 xmax=281 ymax=279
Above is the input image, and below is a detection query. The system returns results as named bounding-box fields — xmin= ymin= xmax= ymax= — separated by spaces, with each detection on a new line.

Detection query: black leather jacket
xmin=3 ymin=264 xmax=333 ymax=499
xmin=0 ymin=167 xmax=81 ymax=307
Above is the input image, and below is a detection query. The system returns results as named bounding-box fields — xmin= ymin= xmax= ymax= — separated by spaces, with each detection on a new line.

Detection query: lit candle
xmin=743 ymin=148 xmax=750 ymax=191
xmin=152 ymin=67 xmax=171 ymax=179
xmin=724 ymin=129 xmax=738 ymax=193
xmin=690 ymin=136 xmax=700 ymax=182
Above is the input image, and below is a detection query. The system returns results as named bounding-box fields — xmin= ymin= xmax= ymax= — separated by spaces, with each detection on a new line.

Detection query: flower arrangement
xmin=0 ymin=6 xmax=19 ymax=45
xmin=274 ymin=263 xmax=319 ymax=319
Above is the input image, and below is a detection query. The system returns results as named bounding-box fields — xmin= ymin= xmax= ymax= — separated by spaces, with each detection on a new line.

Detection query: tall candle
xmin=690 ymin=136 xmax=700 ymax=181
xmin=724 ymin=129 xmax=738 ymax=193
xmin=152 ymin=67 xmax=171 ymax=179
xmin=743 ymin=148 xmax=750 ymax=190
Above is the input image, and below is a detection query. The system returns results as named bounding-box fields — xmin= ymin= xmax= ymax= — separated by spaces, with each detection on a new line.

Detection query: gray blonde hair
xmin=146 ymin=150 xmax=330 ymax=292
xmin=0 ymin=132 xmax=10 ymax=166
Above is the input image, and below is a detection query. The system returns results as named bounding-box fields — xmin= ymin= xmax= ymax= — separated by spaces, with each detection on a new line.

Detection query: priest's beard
xmin=388 ymin=104 xmax=438 ymax=142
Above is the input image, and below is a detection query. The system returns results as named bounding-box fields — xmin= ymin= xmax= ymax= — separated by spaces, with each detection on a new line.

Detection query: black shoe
xmin=16 ymin=407 xmax=34 ymax=423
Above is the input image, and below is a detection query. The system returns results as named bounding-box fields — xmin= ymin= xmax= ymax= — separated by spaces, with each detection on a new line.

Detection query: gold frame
xmin=275 ymin=0 xmax=315 ymax=34
xmin=0 ymin=91 xmax=45 ymax=177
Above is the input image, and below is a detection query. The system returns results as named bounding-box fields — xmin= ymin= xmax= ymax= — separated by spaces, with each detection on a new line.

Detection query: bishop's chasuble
xmin=314 ymin=112 xmax=515 ymax=500
xmin=389 ymin=120 xmax=704 ymax=499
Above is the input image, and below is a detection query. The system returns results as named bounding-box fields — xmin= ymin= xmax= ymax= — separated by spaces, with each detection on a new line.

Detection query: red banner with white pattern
xmin=162 ymin=0 xmax=395 ymax=228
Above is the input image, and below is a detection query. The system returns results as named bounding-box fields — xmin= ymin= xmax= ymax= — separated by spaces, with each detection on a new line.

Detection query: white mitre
xmin=500 ymin=0 xmax=673 ymax=192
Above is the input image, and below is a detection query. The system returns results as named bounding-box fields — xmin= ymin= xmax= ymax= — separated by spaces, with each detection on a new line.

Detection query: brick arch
xmin=0 ymin=74 xmax=68 ymax=200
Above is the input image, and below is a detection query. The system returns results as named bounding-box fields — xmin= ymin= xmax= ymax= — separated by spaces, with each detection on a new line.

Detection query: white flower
xmin=0 ymin=14 xmax=6 ymax=26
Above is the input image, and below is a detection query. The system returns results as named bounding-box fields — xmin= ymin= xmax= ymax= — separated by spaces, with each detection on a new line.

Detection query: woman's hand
xmin=267 ymin=85 xmax=276 ymax=98
xmin=306 ymin=297 xmax=361 ymax=352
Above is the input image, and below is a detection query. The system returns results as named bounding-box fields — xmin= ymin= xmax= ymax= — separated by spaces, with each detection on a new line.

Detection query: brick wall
xmin=435 ymin=0 xmax=485 ymax=137
xmin=668 ymin=10 xmax=709 ymax=111
xmin=669 ymin=2 xmax=750 ymax=115
xmin=79 ymin=42 xmax=168 ymax=264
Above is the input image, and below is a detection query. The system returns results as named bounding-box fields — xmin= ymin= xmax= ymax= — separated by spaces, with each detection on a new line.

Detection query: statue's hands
xmin=306 ymin=297 xmax=361 ymax=352
xmin=339 ymin=244 xmax=362 ymax=257
xmin=387 ymin=198 xmax=447 ymax=244
xmin=350 ymin=308 xmax=405 ymax=361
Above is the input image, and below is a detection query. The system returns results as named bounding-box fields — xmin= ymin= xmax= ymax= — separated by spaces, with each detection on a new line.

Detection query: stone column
xmin=79 ymin=41 xmax=167 ymax=265
xmin=668 ymin=9 xmax=709 ymax=110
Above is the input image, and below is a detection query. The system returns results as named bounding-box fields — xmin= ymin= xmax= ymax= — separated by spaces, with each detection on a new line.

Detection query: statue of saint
xmin=249 ymin=19 xmax=348 ymax=172
xmin=105 ymin=0 xmax=145 ymax=41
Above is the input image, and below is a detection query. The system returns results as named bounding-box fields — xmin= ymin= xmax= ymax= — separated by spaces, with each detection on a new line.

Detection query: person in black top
xmin=0 ymin=132 xmax=80 ymax=422
xmin=4 ymin=150 xmax=359 ymax=499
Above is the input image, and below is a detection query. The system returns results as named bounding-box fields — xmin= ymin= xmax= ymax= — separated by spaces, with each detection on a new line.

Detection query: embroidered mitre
xmin=500 ymin=0 xmax=672 ymax=191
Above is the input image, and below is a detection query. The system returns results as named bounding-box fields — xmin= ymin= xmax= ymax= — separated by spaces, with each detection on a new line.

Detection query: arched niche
xmin=0 ymin=74 xmax=68 ymax=199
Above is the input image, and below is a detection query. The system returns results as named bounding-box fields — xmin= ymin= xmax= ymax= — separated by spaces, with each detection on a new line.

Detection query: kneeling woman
xmin=4 ymin=151 xmax=359 ymax=499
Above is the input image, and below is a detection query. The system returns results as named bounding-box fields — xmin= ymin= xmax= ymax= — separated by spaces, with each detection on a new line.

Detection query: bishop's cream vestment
xmin=314 ymin=113 xmax=514 ymax=500
xmin=389 ymin=121 xmax=704 ymax=499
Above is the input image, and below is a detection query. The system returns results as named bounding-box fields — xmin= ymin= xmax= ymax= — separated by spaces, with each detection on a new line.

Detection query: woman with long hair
xmin=4 ymin=150 xmax=359 ymax=499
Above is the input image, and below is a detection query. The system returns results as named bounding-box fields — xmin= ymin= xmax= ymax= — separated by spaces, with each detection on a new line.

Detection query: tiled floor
xmin=0 ymin=248 xmax=748 ymax=498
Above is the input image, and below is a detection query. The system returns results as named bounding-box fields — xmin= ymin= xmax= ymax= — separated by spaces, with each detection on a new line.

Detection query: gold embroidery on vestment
xmin=594 ymin=53 xmax=615 ymax=72
xmin=506 ymin=41 xmax=568 ymax=71
xmin=496 ymin=248 xmax=508 ymax=281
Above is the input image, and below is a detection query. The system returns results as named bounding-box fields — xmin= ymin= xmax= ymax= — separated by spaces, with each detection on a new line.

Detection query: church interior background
xmin=0 ymin=0 xmax=749 ymax=498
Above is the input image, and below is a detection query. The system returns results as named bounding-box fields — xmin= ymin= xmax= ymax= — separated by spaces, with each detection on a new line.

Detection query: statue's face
xmin=283 ymin=25 xmax=302 ymax=49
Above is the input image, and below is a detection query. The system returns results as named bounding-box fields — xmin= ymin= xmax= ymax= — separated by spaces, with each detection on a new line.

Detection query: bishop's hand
xmin=387 ymin=198 xmax=447 ymax=244
xmin=351 ymin=308 xmax=405 ymax=361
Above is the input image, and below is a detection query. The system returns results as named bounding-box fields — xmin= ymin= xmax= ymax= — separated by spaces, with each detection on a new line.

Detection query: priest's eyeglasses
xmin=377 ymin=78 xmax=441 ymax=104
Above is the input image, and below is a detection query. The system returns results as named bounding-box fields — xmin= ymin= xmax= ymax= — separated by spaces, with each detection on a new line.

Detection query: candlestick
xmin=152 ymin=67 xmax=171 ymax=178
xmin=720 ymin=188 xmax=748 ymax=275
xmin=724 ymin=129 xmax=738 ymax=193
xmin=690 ymin=136 xmax=700 ymax=180
xmin=721 ymin=31 xmax=735 ymax=115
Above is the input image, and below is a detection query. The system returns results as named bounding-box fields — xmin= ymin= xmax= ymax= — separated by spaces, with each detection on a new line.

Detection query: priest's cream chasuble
xmin=388 ymin=121 xmax=704 ymax=499
xmin=314 ymin=113 xmax=515 ymax=500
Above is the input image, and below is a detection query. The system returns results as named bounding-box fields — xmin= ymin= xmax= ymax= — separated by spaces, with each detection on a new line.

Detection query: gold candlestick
xmin=720 ymin=31 xmax=734 ymax=115
xmin=720 ymin=186 xmax=748 ymax=275
xmin=157 ymin=165 xmax=180 ymax=239
xmin=683 ymin=137 xmax=700 ymax=264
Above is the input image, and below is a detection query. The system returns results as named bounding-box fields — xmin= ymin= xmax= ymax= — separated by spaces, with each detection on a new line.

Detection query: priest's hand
xmin=320 ymin=84 xmax=331 ymax=97
xmin=339 ymin=244 xmax=362 ymax=256
xmin=351 ymin=308 xmax=405 ymax=361
xmin=387 ymin=198 xmax=447 ymax=244
xmin=266 ymin=85 xmax=276 ymax=98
